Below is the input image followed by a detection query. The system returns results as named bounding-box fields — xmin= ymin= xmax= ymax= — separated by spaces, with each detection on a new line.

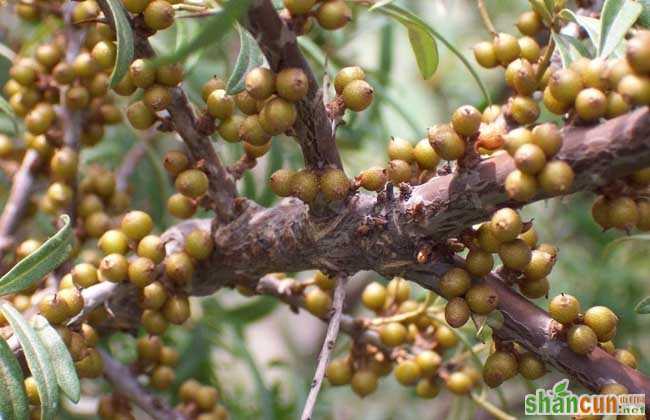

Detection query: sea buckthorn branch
xmin=96 ymin=0 xmax=239 ymax=223
xmin=245 ymin=0 xmax=343 ymax=170
xmin=0 ymin=149 xmax=41 ymax=255
xmin=99 ymin=349 xmax=188 ymax=420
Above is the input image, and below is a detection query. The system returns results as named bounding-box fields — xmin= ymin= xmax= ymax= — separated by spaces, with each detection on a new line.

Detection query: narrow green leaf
xmin=103 ymin=0 xmax=135 ymax=87
xmin=543 ymin=0 xmax=555 ymax=14
xmin=0 ymin=215 xmax=73 ymax=296
xmin=32 ymin=315 xmax=80 ymax=403
xmin=369 ymin=0 xmax=395 ymax=11
xmin=528 ymin=0 xmax=554 ymax=24
xmin=559 ymin=9 xmax=599 ymax=51
xmin=1 ymin=304 xmax=59 ymax=419
xmin=603 ymin=233 xmax=650 ymax=256
xmin=175 ymin=18 xmax=207 ymax=74
xmin=551 ymin=32 xmax=590 ymax=67
xmin=372 ymin=4 xmax=490 ymax=103
xmin=635 ymin=296 xmax=650 ymax=314
xmin=0 ymin=335 xmax=28 ymax=420
xmin=108 ymin=332 xmax=138 ymax=364
xmin=599 ymin=0 xmax=643 ymax=58
xmin=0 ymin=96 xmax=18 ymax=135
xmin=406 ymin=26 xmax=438 ymax=80
xmin=640 ymin=0 xmax=650 ymax=27
xmin=154 ymin=0 xmax=251 ymax=66
xmin=226 ymin=25 xmax=265 ymax=95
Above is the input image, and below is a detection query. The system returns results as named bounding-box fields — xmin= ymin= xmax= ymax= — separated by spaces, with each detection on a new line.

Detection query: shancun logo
xmin=524 ymin=379 xmax=645 ymax=416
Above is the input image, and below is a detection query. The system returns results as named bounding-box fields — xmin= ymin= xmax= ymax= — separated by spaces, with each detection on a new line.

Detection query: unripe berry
xmin=164 ymin=252 xmax=195 ymax=284
xmin=342 ymin=79 xmax=374 ymax=112
xmin=537 ymin=160 xmax=574 ymax=196
xmin=163 ymin=294 xmax=190 ymax=324
xmin=626 ymin=30 xmax=650 ymax=75
xmin=509 ymin=95 xmax=540 ymax=125
xmin=304 ymin=287 xmax=331 ymax=317
xmin=516 ymin=11 xmax=542 ymax=36
xmin=137 ymin=235 xmax=166 ymax=263
xmin=413 ymin=138 xmax=440 ymax=170
xmin=514 ymin=143 xmax=547 ymax=175
xmin=50 ymin=147 xmax=78 ymax=182
xmin=65 ymin=85 xmax=90 ymax=110
xmin=608 ymin=196 xmax=639 ymax=230
xmin=167 ymin=193 xmax=197 ymax=219
xmin=567 ymin=324 xmax=597 ymax=355
xmin=518 ymin=276 xmax=549 ymax=299
xmin=386 ymin=159 xmax=412 ymax=184
xmin=617 ymin=74 xmax=650 ymax=105
xmin=113 ymin=74 xmax=137 ymax=96
xmin=531 ymin=123 xmax=562 ymax=158
xmin=150 ymin=365 xmax=175 ymax=390
xmin=428 ymin=124 xmax=465 ymax=161
xmin=605 ymin=91 xmax=631 ymax=119
xmin=127 ymin=100 xmax=157 ymax=130
xmin=163 ymin=150 xmax=190 ymax=177
xmin=361 ymin=282 xmax=386 ymax=311
xmin=614 ymin=349 xmax=637 ymax=369
xmin=84 ymin=211 xmax=111 ymax=238
xmin=245 ymin=67 xmax=275 ymax=100
xmin=320 ymin=168 xmax=350 ymax=202
xmin=359 ymin=166 xmax=387 ymax=191
xmin=445 ymin=371 xmax=472 ymax=395
xmin=207 ymin=89 xmax=235 ymax=120
xmin=498 ymin=239 xmax=532 ymax=270
xmin=121 ymin=211 xmax=153 ymax=241
xmin=483 ymin=351 xmax=518 ymax=388
xmin=129 ymin=59 xmax=156 ymax=89
xmin=315 ymin=0 xmax=351 ymax=30
xmin=123 ymin=0 xmax=150 ymax=14
xmin=276 ymin=67 xmax=309 ymax=102
xmin=156 ymin=63 xmax=184 ymax=86
xmin=128 ymin=257 xmax=156 ymax=288
xmin=549 ymin=68 xmax=583 ymax=104
xmin=518 ymin=36 xmax=541 ymax=63
xmin=445 ymin=297 xmax=470 ymax=327
xmin=284 ymin=0 xmax=317 ymax=15
xmin=143 ymin=0 xmax=174 ymax=31
xmin=537 ymin=243 xmax=558 ymax=258
xmin=465 ymin=248 xmax=494 ymax=277
xmin=99 ymin=253 xmax=129 ymax=282
xmin=439 ymin=267 xmax=471 ymax=299
xmin=518 ymin=352 xmax=545 ymax=380
xmin=523 ymin=249 xmax=554 ymax=281
xmin=379 ymin=322 xmax=407 ymax=347
xmin=39 ymin=294 xmax=69 ymax=324
xmin=259 ymin=97 xmax=297 ymax=135
xmin=415 ymin=378 xmax=439 ymax=399
xmin=141 ymin=281 xmax=168 ymax=310
xmin=91 ymin=40 xmax=116 ymax=69
xmin=543 ymin=85 xmax=572 ymax=115
xmin=435 ymin=324 xmax=459 ymax=348
xmin=351 ymin=369 xmax=378 ymax=397
xmin=473 ymin=41 xmax=498 ymax=68
xmin=314 ymin=271 xmax=335 ymax=290
xmin=415 ymin=350 xmax=441 ymax=376
xmin=505 ymin=169 xmax=538 ymax=202
xmin=234 ymin=91 xmax=258 ymax=115
xmin=491 ymin=208 xmax=522 ymax=242
xmin=394 ymin=360 xmax=421 ymax=386
xmin=10 ymin=63 xmax=37 ymax=86
xmin=268 ymin=169 xmax=295 ymax=198
xmin=218 ymin=115 xmax=244 ymax=143
xmin=201 ymin=77 xmax=226 ymax=102
xmin=141 ymin=309 xmax=168 ymax=335
xmin=333 ymin=68 xmax=365 ymax=97
xmin=575 ymin=88 xmax=607 ymax=121
xmin=291 ymin=169 xmax=319 ymax=203
xmin=326 ymin=357 xmax=352 ymax=385
xmin=493 ymin=33 xmax=520 ymax=65
xmin=583 ymin=306 xmax=618 ymax=342
xmin=159 ymin=346 xmax=179 ymax=366
xmin=387 ymin=137 xmax=414 ymax=162
xmin=143 ymin=85 xmax=172 ymax=112
xmin=504 ymin=128 xmax=533 ymax=157
xmin=72 ymin=263 xmax=99 ymax=288
xmin=184 ymin=229 xmax=213 ymax=260
xmin=98 ymin=229 xmax=129 ymax=255
xmin=465 ymin=282 xmax=499 ymax=315
xmin=387 ymin=277 xmax=411 ymax=302
xmin=175 ymin=169 xmax=209 ymax=198
xmin=476 ymin=223 xmax=501 ymax=253
xmin=452 ymin=105 xmax=481 ymax=137
xmin=239 ymin=115 xmax=271 ymax=146
xmin=549 ymin=293 xmax=580 ymax=324
xmin=179 ymin=379 xmax=201 ymax=402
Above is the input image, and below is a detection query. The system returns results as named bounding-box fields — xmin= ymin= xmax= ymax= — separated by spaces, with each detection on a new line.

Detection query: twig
xmin=116 ymin=128 xmax=159 ymax=193
xmin=477 ymin=0 xmax=498 ymax=36
xmin=535 ymin=38 xmax=555 ymax=81
xmin=470 ymin=393 xmax=516 ymax=420
xmin=227 ymin=154 xmax=258 ymax=180
xmin=300 ymin=276 xmax=345 ymax=420
xmin=99 ymin=350 xmax=188 ymax=420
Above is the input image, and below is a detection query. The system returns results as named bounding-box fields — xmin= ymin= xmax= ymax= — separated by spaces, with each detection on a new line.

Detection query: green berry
xmin=509 ymin=95 xmax=540 ymax=125
xmin=342 ymin=79 xmax=374 ymax=112
xmin=276 ymin=67 xmax=309 ymax=102
xmin=498 ymin=239 xmax=532 ymax=270
xmin=531 ymin=123 xmax=562 ymax=158
xmin=445 ymin=297 xmax=470 ymax=328
xmin=445 ymin=371 xmax=472 ymax=395
xmin=123 ymin=0 xmax=150 ymax=14
xmin=283 ymin=0 xmax=317 ymax=15
xmin=304 ymin=287 xmax=331 ymax=317
xmin=129 ymin=59 xmax=156 ymax=89
xmin=167 ymin=193 xmax=197 ymax=219
xmin=516 ymin=11 xmax=542 ymax=36
xmin=415 ymin=351 xmax=441 ymax=376
xmin=394 ymin=360 xmax=421 ymax=386
xmin=259 ymin=97 xmax=297 ymax=135
xmin=98 ymin=229 xmax=129 ymax=255
xmin=239 ymin=115 xmax=271 ymax=146
xmin=162 ymin=294 xmax=190 ymax=324
xmin=291 ymin=169 xmax=319 ymax=203
xmin=269 ymin=169 xmax=295 ymax=197
xmin=386 ymin=159 xmax=412 ymax=184
xmin=143 ymin=0 xmax=174 ymax=31
xmin=428 ymin=124 xmax=465 ymax=161
xmin=413 ymin=138 xmax=440 ymax=170
xmin=163 ymin=150 xmax=190 ymax=177
xmin=350 ymin=369 xmax=378 ymax=397
xmin=575 ymin=88 xmax=607 ymax=121
xmin=514 ymin=143 xmax=547 ymax=175
xmin=452 ymin=105 xmax=481 ymax=137
xmin=439 ymin=267 xmax=471 ymax=299
xmin=387 ymin=137 xmax=414 ymax=162
xmin=128 ymin=257 xmax=156 ymax=288
xmin=57 ymin=287 xmax=84 ymax=318
xmin=39 ymin=294 xmax=69 ymax=324
xmin=359 ymin=166 xmax=387 ymax=191
xmin=143 ymin=85 xmax=172 ymax=112
xmin=608 ymin=196 xmax=639 ymax=230
xmin=361 ymin=282 xmax=386 ymax=311
xmin=141 ymin=309 xmax=168 ymax=335
xmin=625 ymin=30 xmax=650 ymax=75
xmin=99 ymin=253 xmax=129 ymax=282
xmin=493 ymin=33 xmax=520 ymax=65
xmin=127 ymin=100 xmax=156 ymax=130
xmin=584 ymin=306 xmax=618 ymax=342
xmin=218 ymin=115 xmax=244 ymax=143
xmin=474 ymin=41 xmax=498 ymax=68
xmin=245 ymin=67 xmax=275 ymax=100
xmin=175 ymin=169 xmax=209 ymax=198
xmin=121 ymin=210 xmax=153 ymax=241
xmin=319 ymin=168 xmax=350 ymax=202
xmin=538 ymin=161 xmax=574 ymax=196
xmin=465 ymin=282 xmax=499 ymax=315
xmin=518 ymin=277 xmax=549 ymax=299
xmin=505 ymin=169 xmax=538 ymax=202
xmin=334 ymin=66 xmax=365 ymax=94
xmin=207 ymin=89 xmax=235 ymax=120
xmin=490 ymin=208 xmax=522 ymax=242
xmin=483 ymin=351 xmax=518 ymax=388
xmin=141 ymin=281 xmax=168 ymax=310
xmin=156 ymin=63 xmax=184 ymax=86
xmin=201 ymin=77 xmax=226 ymax=102
xmin=549 ymin=293 xmax=580 ymax=324
xmin=518 ymin=37 xmax=541 ymax=63
xmin=465 ymin=249 xmax=494 ymax=277
xmin=522 ymin=249 xmax=555 ymax=281
xmin=184 ymin=229 xmax=213 ymax=260
xmin=549 ymin=68 xmax=583 ymax=104
xmin=379 ymin=322 xmax=407 ymax=346
xmin=567 ymin=324 xmax=597 ymax=355
xmin=164 ymin=252 xmax=195 ymax=284
xmin=315 ymin=0 xmax=351 ymax=30
xmin=72 ymin=263 xmax=99 ymax=288
xmin=326 ymin=357 xmax=352 ymax=385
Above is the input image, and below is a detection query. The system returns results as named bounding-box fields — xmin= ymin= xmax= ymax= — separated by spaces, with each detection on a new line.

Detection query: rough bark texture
xmin=245 ymin=0 xmax=342 ymax=170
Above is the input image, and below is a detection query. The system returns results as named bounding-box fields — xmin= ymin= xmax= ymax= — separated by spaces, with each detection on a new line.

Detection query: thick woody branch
xmin=245 ymin=0 xmax=342 ymax=170
xmin=99 ymin=350 xmax=188 ymax=420
xmin=96 ymin=0 xmax=238 ymax=223
xmin=0 ymin=149 xmax=41 ymax=254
